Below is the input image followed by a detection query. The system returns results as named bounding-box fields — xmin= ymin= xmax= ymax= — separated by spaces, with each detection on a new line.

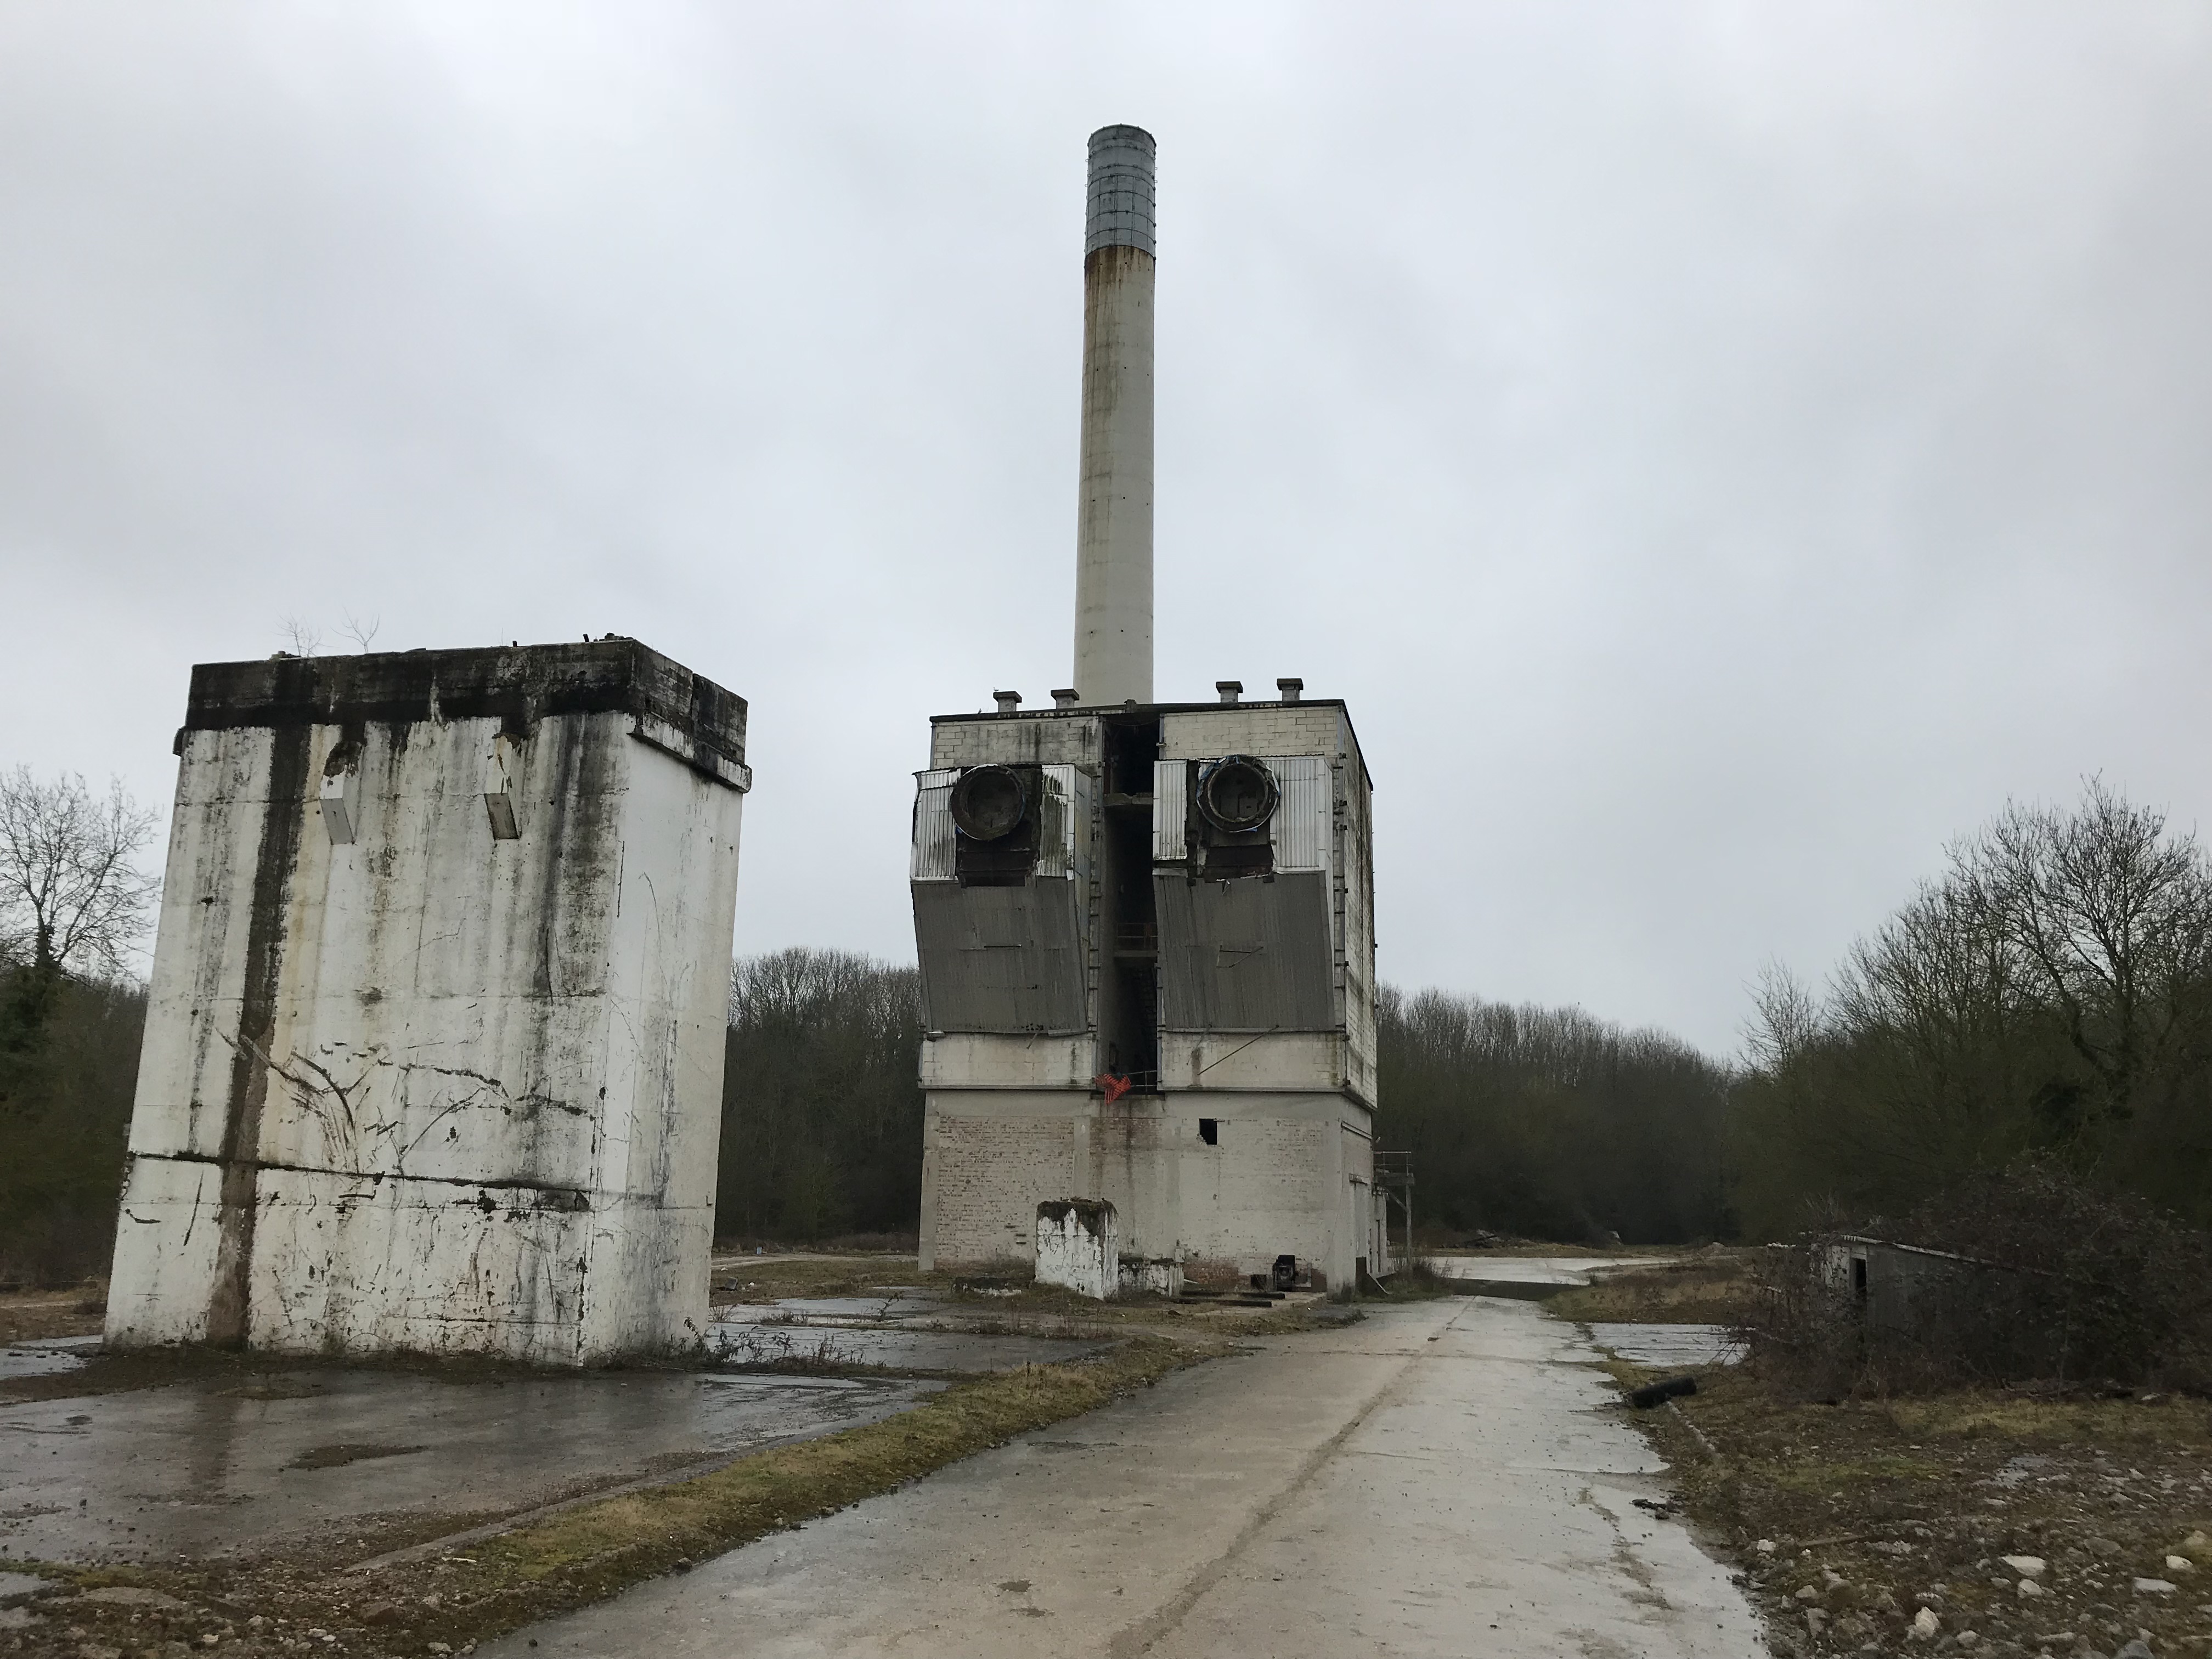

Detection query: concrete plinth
xmin=1034 ymin=1199 xmax=1118 ymax=1299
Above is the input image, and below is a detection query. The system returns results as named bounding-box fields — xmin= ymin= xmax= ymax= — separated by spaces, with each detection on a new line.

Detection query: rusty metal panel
xmin=912 ymin=879 xmax=1089 ymax=1035
xmin=911 ymin=770 xmax=958 ymax=881
xmin=1154 ymin=870 xmax=1335 ymax=1032
xmin=1268 ymin=755 xmax=1331 ymax=872
xmin=1152 ymin=760 xmax=1188 ymax=861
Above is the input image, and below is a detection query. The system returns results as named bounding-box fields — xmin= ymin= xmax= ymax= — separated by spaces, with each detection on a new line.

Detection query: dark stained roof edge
xmin=930 ymin=698 xmax=1374 ymax=789
xmin=181 ymin=639 xmax=746 ymax=765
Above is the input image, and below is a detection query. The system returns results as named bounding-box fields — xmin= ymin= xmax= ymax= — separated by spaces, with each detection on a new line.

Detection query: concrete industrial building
xmin=913 ymin=128 xmax=1385 ymax=1290
xmin=106 ymin=640 xmax=749 ymax=1364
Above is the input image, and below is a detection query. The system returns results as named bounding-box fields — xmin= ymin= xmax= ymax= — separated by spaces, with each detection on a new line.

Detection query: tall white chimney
xmin=1072 ymin=125 xmax=1155 ymax=707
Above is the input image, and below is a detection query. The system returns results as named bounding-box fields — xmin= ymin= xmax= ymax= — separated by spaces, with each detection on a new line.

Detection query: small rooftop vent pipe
xmin=1071 ymin=125 xmax=1156 ymax=708
xmin=1277 ymin=678 xmax=1303 ymax=703
xmin=1051 ymin=687 xmax=1079 ymax=708
xmin=993 ymin=690 xmax=1021 ymax=714
xmin=1216 ymin=680 xmax=1242 ymax=704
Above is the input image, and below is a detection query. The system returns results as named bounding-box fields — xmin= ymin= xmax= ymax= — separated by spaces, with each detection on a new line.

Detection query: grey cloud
xmin=2 ymin=2 xmax=2206 ymax=1054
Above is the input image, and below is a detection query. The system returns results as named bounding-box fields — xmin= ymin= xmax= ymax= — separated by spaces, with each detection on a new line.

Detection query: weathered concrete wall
xmin=1035 ymin=1199 xmax=1118 ymax=1299
xmin=929 ymin=715 xmax=1103 ymax=770
xmin=919 ymin=1088 xmax=1372 ymax=1287
xmin=1116 ymin=1254 xmax=1182 ymax=1297
xmin=106 ymin=642 xmax=748 ymax=1365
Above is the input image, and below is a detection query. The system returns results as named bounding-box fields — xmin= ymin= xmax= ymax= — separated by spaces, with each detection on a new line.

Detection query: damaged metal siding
xmin=911 ymin=770 xmax=958 ymax=880
xmin=1034 ymin=764 xmax=1085 ymax=879
xmin=1152 ymin=759 xmax=1188 ymax=861
xmin=912 ymin=882 xmax=1090 ymax=1034
xmin=910 ymin=764 xmax=1093 ymax=1036
xmin=1269 ymin=755 xmax=1331 ymax=873
xmin=1154 ymin=869 xmax=1336 ymax=1032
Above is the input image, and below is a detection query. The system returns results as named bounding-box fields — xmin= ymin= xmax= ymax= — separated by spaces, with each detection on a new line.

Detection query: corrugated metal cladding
xmin=912 ymin=766 xmax=1085 ymax=882
xmin=1154 ymin=869 xmax=1336 ymax=1032
xmin=1035 ymin=765 xmax=1086 ymax=879
xmin=1151 ymin=755 xmax=1330 ymax=871
xmin=1268 ymin=755 xmax=1332 ymax=872
xmin=912 ymin=882 xmax=1088 ymax=1035
xmin=1152 ymin=760 xmax=1189 ymax=860
xmin=911 ymin=770 xmax=958 ymax=881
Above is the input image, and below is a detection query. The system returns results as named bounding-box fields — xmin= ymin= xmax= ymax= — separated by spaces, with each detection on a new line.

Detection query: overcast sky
xmin=3 ymin=3 xmax=2207 ymax=1058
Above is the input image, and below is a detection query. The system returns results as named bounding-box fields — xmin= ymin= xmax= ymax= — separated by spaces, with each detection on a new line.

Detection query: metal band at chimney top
xmin=1073 ymin=125 xmax=1156 ymax=707
xmin=1084 ymin=125 xmax=1156 ymax=256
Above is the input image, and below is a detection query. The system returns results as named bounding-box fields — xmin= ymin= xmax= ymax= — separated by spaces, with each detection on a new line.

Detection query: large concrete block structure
xmin=106 ymin=640 xmax=749 ymax=1364
xmin=913 ymin=128 xmax=1385 ymax=1289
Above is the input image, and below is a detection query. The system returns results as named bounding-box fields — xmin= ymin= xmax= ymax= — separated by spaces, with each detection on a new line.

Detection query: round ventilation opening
xmin=1197 ymin=755 xmax=1279 ymax=834
xmin=950 ymin=764 xmax=1029 ymax=841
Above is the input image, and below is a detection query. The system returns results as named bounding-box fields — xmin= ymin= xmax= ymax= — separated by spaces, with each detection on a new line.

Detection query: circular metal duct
xmin=950 ymin=764 xmax=1029 ymax=841
xmin=1196 ymin=754 xmax=1279 ymax=834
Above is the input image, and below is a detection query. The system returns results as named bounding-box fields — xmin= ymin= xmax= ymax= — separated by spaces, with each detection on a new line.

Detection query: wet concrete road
xmin=479 ymin=1299 xmax=1764 ymax=1658
xmin=1424 ymin=1253 xmax=1664 ymax=1285
xmin=0 ymin=1370 xmax=936 ymax=1564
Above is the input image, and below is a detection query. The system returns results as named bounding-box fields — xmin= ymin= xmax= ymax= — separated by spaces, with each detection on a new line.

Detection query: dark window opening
xmin=1098 ymin=713 xmax=1162 ymax=1086
xmin=1103 ymin=716 xmax=1161 ymax=799
xmin=1199 ymin=1118 xmax=1218 ymax=1145
xmin=1852 ymin=1257 xmax=1869 ymax=1301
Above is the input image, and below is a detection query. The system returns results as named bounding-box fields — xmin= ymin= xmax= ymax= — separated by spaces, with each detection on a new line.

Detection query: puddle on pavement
xmin=0 ymin=1336 xmax=100 ymax=1380
xmin=0 ymin=1366 xmax=939 ymax=1565
xmin=1585 ymin=1323 xmax=1745 ymax=1367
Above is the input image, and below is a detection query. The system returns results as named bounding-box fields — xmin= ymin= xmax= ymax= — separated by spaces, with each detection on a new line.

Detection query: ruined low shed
xmin=106 ymin=641 xmax=749 ymax=1365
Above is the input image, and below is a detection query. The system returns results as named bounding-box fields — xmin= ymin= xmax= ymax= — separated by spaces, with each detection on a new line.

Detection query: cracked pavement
xmin=478 ymin=1298 xmax=1765 ymax=1657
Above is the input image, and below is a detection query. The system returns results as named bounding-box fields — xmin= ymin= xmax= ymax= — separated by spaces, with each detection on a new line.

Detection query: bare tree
xmin=278 ymin=615 xmax=322 ymax=657
xmin=1743 ymin=959 xmax=1820 ymax=1070
xmin=336 ymin=608 xmax=381 ymax=651
xmin=0 ymin=769 xmax=162 ymax=981
xmin=1959 ymin=778 xmax=2212 ymax=1142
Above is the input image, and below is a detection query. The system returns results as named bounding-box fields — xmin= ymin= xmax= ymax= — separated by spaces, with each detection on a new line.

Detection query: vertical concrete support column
xmin=1073 ymin=124 xmax=1155 ymax=707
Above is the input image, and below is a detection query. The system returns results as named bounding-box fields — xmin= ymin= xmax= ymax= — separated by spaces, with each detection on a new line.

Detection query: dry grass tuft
xmin=1544 ymin=1251 xmax=1755 ymax=1325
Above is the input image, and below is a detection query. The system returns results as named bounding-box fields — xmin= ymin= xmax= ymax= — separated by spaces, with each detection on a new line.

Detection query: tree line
xmin=1731 ymin=780 xmax=2212 ymax=1237
xmin=5 ymin=758 xmax=2207 ymax=1281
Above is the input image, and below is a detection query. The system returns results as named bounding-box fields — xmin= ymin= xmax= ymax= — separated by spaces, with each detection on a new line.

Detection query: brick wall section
xmin=1183 ymin=1114 xmax=1345 ymax=1272
xmin=926 ymin=1111 xmax=1082 ymax=1268
xmin=930 ymin=714 xmax=1104 ymax=769
xmin=1157 ymin=705 xmax=1346 ymax=762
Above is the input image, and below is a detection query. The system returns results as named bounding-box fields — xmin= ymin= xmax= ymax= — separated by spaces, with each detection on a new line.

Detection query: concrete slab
xmin=714 ymin=1296 xmax=955 ymax=1323
xmin=1588 ymin=1322 xmax=1746 ymax=1368
xmin=481 ymin=1299 xmax=1763 ymax=1658
xmin=707 ymin=1321 xmax=1115 ymax=1373
xmin=0 ymin=1368 xmax=936 ymax=1565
